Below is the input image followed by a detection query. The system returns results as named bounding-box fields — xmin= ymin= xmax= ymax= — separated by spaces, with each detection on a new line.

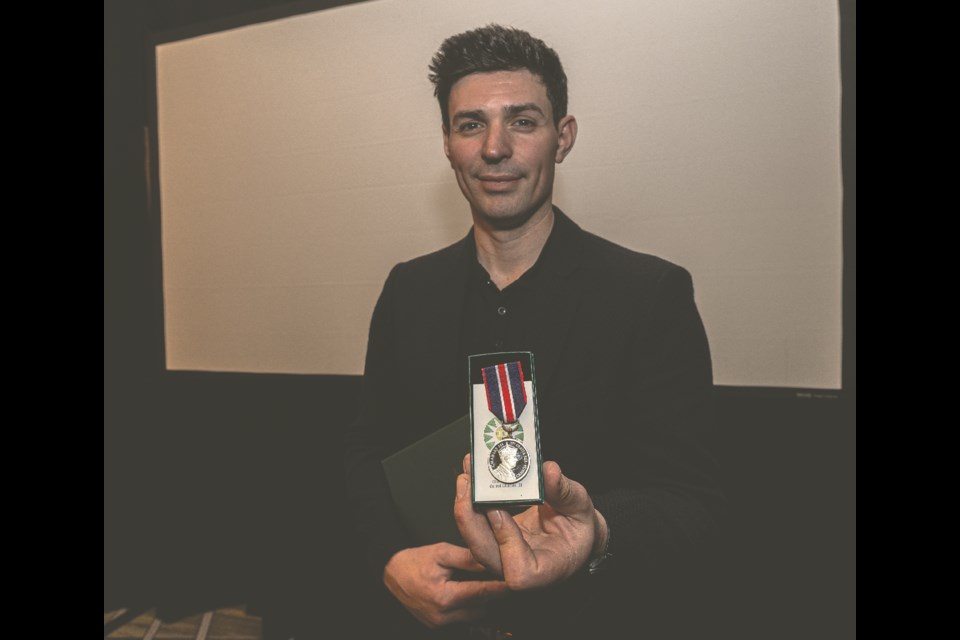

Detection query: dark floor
xmin=105 ymin=606 xmax=261 ymax=640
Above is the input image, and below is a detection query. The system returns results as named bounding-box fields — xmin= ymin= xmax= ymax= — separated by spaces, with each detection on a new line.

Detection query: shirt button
xmin=494 ymin=340 xmax=504 ymax=349
xmin=497 ymin=306 xmax=507 ymax=316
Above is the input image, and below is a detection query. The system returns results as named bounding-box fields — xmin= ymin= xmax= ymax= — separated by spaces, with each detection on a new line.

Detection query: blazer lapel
xmin=523 ymin=209 xmax=588 ymax=394
xmin=410 ymin=232 xmax=473 ymax=389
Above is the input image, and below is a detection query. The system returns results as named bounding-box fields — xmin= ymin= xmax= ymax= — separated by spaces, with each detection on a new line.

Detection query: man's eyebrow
xmin=451 ymin=109 xmax=486 ymax=122
xmin=503 ymin=103 xmax=545 ymax=118
xmin=451 ymin=103 xmax=547 ymax=122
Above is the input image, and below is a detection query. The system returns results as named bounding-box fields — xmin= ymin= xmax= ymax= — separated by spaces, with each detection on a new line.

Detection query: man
xmin=344 ymin=25 xmax=722 ymax=638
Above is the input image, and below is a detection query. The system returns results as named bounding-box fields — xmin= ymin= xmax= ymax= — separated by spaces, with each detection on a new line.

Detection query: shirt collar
xmin=465 ymin=206 xmax=582 ymax=287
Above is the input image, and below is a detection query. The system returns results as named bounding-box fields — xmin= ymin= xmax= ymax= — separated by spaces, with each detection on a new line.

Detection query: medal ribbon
xmin=482 ymin=361 xmax=527 ymax=424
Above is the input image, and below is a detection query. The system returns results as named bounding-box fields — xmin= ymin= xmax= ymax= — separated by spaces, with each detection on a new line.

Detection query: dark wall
xmin=105 ymin=2 xmax=855 ymax=637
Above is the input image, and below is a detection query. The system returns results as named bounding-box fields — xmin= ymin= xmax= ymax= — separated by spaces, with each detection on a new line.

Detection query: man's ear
xmin=555 ymin=115 xmax=578 ymax=163
xmin=442 ymin=125 xmax=451 ymax=161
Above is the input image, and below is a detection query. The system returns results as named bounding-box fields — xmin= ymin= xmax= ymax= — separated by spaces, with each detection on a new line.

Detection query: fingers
xmin=386 ymin=543 xmax=508 ymax=630
xmin=433 ymin=579 xmax=509 ymax=626
xmin=486 ymin=509 xmax=539 ymax=588
xmin=432 ymin=550 xmax=509 ymax=625
xmin=463 ymin=452 xmax=471 ymax=474
xmin=434 ymin=542 xmax=487 ymax=572
xmin=445 ymin=575 xmax=509 ymax=605
xmin=454 ymin=470 xmax=504 ymax=575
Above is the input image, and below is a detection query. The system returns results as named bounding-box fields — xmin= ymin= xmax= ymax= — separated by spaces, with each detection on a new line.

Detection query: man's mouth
xmin=477 ymin=175 xmax=521 ymax=191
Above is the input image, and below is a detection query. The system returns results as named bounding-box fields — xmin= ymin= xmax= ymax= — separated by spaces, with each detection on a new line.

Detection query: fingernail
xmin=456 ymin=475 xmax=466 ymax=499
xmin=490 ymin=510 xmax=503 ymax=528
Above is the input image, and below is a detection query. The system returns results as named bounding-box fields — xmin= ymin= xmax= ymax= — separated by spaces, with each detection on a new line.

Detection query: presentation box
xmin=469 ymin=352 xmax=544 ymax=506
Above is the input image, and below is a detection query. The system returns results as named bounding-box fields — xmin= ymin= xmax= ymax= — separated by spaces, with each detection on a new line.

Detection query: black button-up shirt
xmin=460 ymin=217 xmax=563 ymax=358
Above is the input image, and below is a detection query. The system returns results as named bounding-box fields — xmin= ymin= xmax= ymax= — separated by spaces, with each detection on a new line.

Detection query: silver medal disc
xmin=488 ymin=439 xmax=530 ymax=484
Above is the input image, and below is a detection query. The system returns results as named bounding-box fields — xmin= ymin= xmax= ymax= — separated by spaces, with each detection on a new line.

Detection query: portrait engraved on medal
xmin=488 ymin=439 xmax=530 ymax=484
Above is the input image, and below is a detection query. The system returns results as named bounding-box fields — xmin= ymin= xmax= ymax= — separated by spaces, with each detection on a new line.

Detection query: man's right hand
xmin=383 ymin=543 xmax=509 ymax=628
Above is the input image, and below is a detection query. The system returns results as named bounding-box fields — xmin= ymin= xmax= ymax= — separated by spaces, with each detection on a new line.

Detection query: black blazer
xmin=344 ymin=209 xmax=723 ymax=633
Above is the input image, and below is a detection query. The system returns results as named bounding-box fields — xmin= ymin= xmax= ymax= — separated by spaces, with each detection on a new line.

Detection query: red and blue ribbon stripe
xmin=481 ymin=361 xmax=527 ymax=424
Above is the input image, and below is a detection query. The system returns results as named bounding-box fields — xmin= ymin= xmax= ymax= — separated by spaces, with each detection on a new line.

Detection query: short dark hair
xmin=428 ymin=24 xmax=568 ymax=130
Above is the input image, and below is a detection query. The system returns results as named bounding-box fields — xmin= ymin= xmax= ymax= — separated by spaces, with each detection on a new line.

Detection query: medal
xmin=482 ymin=361 xmax=531 ymax=483
xmin=488 ymin=439 xmax=530 ymax=484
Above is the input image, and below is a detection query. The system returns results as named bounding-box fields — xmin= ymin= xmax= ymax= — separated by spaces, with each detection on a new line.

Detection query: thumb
xmin=543 ymin=461 xmax=592 ymax=517
xmin=486 ymin=509 xmax=537 ymax=584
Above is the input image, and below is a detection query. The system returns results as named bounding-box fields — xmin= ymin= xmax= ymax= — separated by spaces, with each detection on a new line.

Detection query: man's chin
xmin=475 ymin=206 xmax=541 ymax=231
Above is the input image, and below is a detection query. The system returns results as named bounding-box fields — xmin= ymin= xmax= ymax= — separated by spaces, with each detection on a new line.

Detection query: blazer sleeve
xmin=489 ymin=263 xmax=724 ymax=638
xmin=343 ymin=265 xmax=413 ymax=575
xmin=589 ymin=264 xmax=724 ymax=579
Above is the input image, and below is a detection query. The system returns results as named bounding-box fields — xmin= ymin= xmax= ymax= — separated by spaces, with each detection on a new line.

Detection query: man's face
xmin=443 ymin=70 xmax=576 ymax=230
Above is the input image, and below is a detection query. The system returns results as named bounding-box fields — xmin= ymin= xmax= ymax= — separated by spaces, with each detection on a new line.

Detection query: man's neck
xmin=473 ymin=206 xmax=555 ymax=290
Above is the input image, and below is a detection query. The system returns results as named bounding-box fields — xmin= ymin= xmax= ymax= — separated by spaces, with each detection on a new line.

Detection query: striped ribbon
xmin=481 ymin=361 xmax=527 ymax=425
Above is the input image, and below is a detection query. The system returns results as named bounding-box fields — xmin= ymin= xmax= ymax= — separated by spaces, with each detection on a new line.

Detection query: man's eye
xmin=513 ymin=119 xmax=536 ymax=128
xmin=458 ymin=122 xmax=482 ymax=133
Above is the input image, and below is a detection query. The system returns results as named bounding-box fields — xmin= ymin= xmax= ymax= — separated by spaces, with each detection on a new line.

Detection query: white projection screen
xmin=156 ymin=0 xmax=842 ymax=388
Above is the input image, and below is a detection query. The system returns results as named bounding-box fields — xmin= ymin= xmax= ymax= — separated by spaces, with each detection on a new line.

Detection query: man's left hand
xmin=454 ymin=455 xmax=608 ymax=589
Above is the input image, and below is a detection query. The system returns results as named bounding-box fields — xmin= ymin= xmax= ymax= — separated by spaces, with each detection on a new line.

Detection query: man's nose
xmin=481 ymin=122 xmax=512 ymax=162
